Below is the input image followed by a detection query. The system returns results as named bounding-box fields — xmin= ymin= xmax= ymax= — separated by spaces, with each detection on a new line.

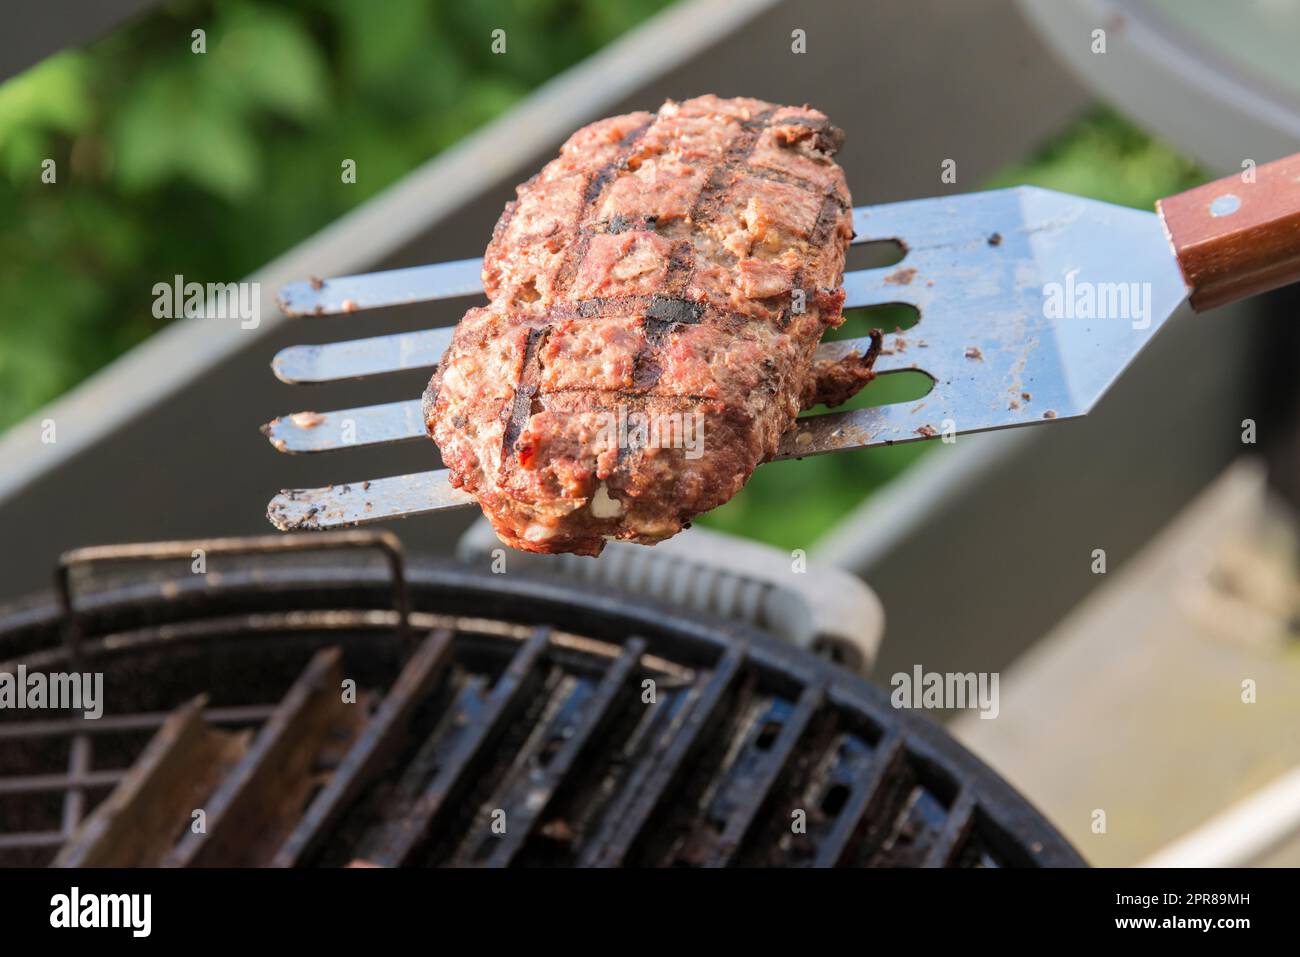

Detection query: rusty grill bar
xmin=0 ymin=533 xmax=1081 ymax=868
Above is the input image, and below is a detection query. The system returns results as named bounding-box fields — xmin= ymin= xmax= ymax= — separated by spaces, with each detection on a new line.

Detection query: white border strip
xmin=1140 ymin=763 xmax=1300 ymax=867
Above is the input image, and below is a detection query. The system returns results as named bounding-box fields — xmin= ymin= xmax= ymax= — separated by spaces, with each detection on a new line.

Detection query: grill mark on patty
xmin=646 ymin=292 xmax=704 ymax=324
xmin=568 ymin=214 xmax=660 ymax=240
xmin=496 ymin=294 xmax=717 ymax=461
xmin=603 ymin=213 xmax=658 ymax=234
xmin=554 ymin=118 xmax=657 ymax=296
xmin=686 ymin=107 xmax=778 ymax=228
xmin=573 ymin=295 xmax=648 ymax=318
xmin=610 ymin=107 xmax=769 ymax=457
xmin=627 ymin=232 xmax=703 ymax=391
xmin=642 ymin=294 xmax=705 ymax=347
xmin=568 ymin=293 xmax=706 ymax=322
xmin=661 ymin=239 xmax=696 ymax=294
xmin=778 ymin=194 xmax=846 ymax=328
xmin=499 ymin=326 xmax=548 ymax=474
xmin=740 ymin=165 xmax=849 ymax=206
xmin=541 ymin=390 xmax=712 ymax=406
xmin=809 ymin=192 xmax=842 ymax=247
xmin=634 ymin=260 xmax=702 ymax=389
xmin=495 ymin=293 xmax=726 ymax=326
xmin=502 ymin=115 xmax=671 ymax=476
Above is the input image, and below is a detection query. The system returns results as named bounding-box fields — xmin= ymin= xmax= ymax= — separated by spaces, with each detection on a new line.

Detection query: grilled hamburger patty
xmin=424 ymin=95 xmax=875 ymax=555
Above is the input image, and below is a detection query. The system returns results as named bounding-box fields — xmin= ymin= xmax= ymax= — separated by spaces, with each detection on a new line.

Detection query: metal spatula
xmin=263 ymin=152 xmax=1300 ymax=531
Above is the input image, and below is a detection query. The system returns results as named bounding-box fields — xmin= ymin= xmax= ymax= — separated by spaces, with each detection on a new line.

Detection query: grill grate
xmin=0 ymin=534 xmax=1082 ymax=868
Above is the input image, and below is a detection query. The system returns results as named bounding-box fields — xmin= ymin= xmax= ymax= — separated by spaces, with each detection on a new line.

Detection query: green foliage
xmin=981 ymin=106 xmax=1205 ymax=209
xmin=0 ymin=0 xmax=672 ymax=428
xmin=110 ymin=5 xmax=329 ymax=199
xmin=0 ymin=53 xmax=93 ymax=182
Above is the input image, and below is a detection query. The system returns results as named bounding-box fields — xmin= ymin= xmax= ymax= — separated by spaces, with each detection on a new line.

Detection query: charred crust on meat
xmin=744 ymin=166 xmax=850 ymax=208
xmin=662 ymin=240 xmax=695 ymax=294
xmin=582 ymin=119 xmax=655 ymax=205
xmin=428 ymin=96 xmax=868 ymax=555
xmin=773 ymin=116 xmax=845 ymax=156
xmin=602 ymin=212 xmax=660 ymax=234
xmin=548 ymin=119 xmax=658 ymax=298
xmin=500 ymin=327 xmax=548 ymax=471
xmin=810 ymin=194 xmax=843 ymax=246
xmin=645 ymin=294 xmax=703 ymax=325
xmin=801 ymin=328 xmax=883 ymax=409
xmin=686 ymin=107 xmax=777 ymax=227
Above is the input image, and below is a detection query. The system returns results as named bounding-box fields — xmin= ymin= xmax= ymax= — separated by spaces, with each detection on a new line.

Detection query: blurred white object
xmin=457 ymin=520 xmax=885 ymax=675
xmin=1017 ymin=0 xmax=1300 ymax=171
xmin=1142 ymin=764 xmax=1300 ymax=867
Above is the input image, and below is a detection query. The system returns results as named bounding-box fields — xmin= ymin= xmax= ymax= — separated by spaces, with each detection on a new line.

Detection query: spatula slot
xmin=825 ymin=303 xmax=920 ymax=343
xmin=799 ymin=369 xmax=935 ymax=418
xmin=845 ymin=239 xmax=906 ymax=273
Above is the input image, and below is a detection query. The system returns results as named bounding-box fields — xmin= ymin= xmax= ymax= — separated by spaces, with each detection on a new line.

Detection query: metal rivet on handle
xmin=1209 ymin=194 xmax=1241 ymax=217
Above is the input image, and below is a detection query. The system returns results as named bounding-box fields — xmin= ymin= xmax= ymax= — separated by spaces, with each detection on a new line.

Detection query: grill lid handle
xmin=455 ymin=520 xmax=884 ymax=674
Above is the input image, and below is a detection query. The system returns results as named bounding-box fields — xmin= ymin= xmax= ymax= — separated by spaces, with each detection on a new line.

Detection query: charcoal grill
xmin=0 ymin=532 xmax=1082 ymax=867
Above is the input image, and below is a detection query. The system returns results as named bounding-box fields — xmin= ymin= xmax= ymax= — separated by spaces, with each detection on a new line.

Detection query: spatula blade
xmin=835 ymin=186 xmax=1190 ymax=442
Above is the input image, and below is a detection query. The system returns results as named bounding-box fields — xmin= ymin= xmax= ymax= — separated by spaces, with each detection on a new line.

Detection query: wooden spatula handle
xmin=1157 ymin=151 xmax=1300 ymax=311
